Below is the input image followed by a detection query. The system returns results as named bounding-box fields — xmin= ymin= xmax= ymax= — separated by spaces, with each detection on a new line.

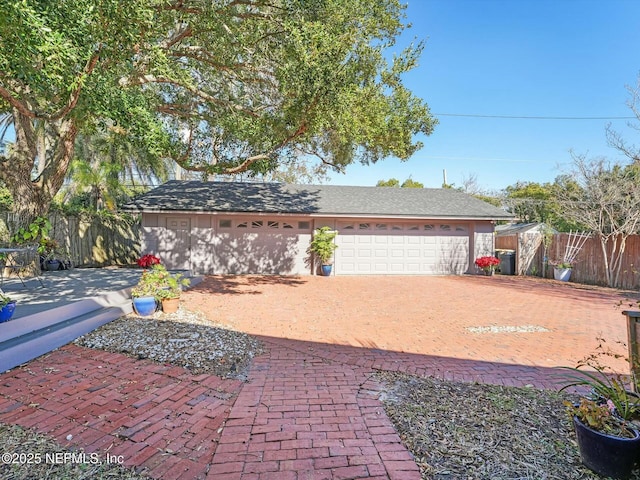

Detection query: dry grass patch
xmin=375 ymin=371 xmax=640 ymax=480
xmin=0 ymin=424 xmax=148 ymax=480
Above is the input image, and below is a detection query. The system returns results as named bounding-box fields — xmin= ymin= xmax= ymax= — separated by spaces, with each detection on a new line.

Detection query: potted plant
xmin=474 ymin=256 xmax=500 ymax=276
xmin=131 ymin=263 xmax=190 ymax=315
xmin=309 ymin=226 xmax=338 ymax=276
xmin=0 ymin=294 xmax=17 ymax=322
xmin=550 ymin=231 xmax=589 ymax=282
xmin=559 ymin=344 xmax=640 ymax=478
xmin=563 ymin=398 xmax=640 ymax=479
xmin=552 ymin=261 xmax=573 ymax=281
xmin=131 ymin=265 xmax=165 ymax=316
xmin=39 ymin=238 xmax=61 ymax=271
xmin=155 ymin=268 xmax=190 ymax=314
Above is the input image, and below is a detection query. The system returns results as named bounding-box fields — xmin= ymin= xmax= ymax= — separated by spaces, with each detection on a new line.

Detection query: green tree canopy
xmin=400 ymin=178 xmax=423 ymax=188
xmin=0 ymin=0 xmax=436 ymax=220
xmin=376 ymin=178 xmax=400 ymax=187
xmin=376 ymin=177 xmax=423 ymax=187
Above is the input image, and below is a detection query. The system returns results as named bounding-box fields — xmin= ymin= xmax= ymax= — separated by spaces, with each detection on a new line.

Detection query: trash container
xmin=495 ymin=249 xmax=516 ymax=275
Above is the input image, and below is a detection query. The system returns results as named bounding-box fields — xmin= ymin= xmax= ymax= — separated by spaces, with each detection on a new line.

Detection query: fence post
xmin=624 ymin=310 xmax=640 ymax=392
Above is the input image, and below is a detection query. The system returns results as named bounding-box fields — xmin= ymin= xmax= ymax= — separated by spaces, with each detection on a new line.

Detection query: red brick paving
xmin=0 ymin=346 xmax=241 ymax=479
xmin=0 ymin=274 xmax=638 ymax=479
xmin=185 ymin=275 xmax=637 ymax=372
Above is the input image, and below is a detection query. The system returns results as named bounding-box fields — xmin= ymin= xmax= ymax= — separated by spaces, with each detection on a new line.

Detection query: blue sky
xmin=327 ymin=0 xmax=640 ymax=191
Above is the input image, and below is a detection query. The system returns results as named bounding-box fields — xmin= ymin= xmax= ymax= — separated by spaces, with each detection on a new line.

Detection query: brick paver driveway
xmin=185 ymin=274 xmax=636 ymax=373
xmin=1 ymin=274 xmax=636 ymax=480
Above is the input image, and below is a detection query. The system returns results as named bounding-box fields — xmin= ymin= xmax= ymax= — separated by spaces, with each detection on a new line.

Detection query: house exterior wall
xmin=140 ymin=213 xmax=497 ymax=276
xmin=473 ymin=223 xmax=495 ymax=269
xmin=141 ymin=213 xmax=312 ymax=274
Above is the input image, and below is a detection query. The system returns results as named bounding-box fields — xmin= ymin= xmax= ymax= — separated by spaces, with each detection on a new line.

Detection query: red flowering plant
xmin=137 ymin=254 xmax=161 ymax=269
xmin=474 ymin=256 xmax=500 ymax=274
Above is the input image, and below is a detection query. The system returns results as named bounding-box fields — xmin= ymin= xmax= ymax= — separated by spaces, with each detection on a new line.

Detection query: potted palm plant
xmin=309 ymin=226 xmax=338 ymax=276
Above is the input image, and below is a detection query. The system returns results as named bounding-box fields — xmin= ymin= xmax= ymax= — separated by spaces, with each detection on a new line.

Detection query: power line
xmin=434 ymin=113 xmax=636 ymax=120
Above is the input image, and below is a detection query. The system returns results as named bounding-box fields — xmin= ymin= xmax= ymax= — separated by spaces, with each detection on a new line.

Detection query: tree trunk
xmin=0 ymin=110 xmax=78 ymax=227
xmin=599 ymin=235 xmax=612 ymax=287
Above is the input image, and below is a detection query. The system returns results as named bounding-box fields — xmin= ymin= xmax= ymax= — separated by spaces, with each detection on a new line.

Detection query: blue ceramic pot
xmin=321 ymin=264 xmax=333 ymax=276
xmin=132 ymin=296 xmax=157 ymax=316
xmin=0 ymin=302 xmax=17 ymax=322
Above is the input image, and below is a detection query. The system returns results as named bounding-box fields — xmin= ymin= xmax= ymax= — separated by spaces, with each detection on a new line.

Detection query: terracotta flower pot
xmin=161 ymin=297 xmax=180 ymax=314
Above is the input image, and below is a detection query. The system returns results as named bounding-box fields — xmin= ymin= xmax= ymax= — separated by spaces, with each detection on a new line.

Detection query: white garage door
xmin=335 ymin=221 xmax=469 ymax=275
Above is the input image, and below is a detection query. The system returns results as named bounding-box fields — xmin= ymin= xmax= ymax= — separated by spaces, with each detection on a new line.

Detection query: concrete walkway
xmin=1 ymin=266 xmax=142 ymax=319
xmin=0 ymin=273 xmax=635 ymax=479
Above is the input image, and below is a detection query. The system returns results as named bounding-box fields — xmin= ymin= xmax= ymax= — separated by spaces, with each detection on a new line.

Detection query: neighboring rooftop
xmin=495 ymin=223 xmax=556 ymax=236
xmin=123 ymin=180 xmax=513 ymax=220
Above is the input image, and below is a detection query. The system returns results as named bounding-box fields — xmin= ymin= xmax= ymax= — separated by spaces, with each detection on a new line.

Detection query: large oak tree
xmin=0 ymin=0 xmax=436 ymax=220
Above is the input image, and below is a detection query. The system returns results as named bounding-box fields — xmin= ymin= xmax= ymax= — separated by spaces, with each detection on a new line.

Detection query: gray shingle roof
xmin=123 ymin=180 xmax=512 ymax=220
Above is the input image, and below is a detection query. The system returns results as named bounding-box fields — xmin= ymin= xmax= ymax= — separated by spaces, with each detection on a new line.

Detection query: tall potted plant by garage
xmin=309 ymin=226 xmax=338 ymax=276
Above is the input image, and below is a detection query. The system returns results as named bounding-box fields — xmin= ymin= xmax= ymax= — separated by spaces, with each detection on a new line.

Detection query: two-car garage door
xmin=334 ymin=221 xmax=470 ymax=275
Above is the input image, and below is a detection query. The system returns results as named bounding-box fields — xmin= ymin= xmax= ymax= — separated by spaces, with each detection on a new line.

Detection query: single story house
xmin=123 ymin=181 xmax=513 ymax=275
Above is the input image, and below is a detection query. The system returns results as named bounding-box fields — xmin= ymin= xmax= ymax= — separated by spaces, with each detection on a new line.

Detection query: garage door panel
xmin=374 ymin=249 xmax=388 ymax=258
xmin=335 ymin=222 xmax=470 ymax=275
xmin=373 ymin=262 xmax=388 ymax=273
xmin=341 ymin=248 xmax=356 ymax=258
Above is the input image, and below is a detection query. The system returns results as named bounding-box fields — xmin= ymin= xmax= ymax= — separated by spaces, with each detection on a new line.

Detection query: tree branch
xmin=122 ymin=74 xmax=261 ymax=118
xmin=0 ymin=51 xmax=101 ymax=121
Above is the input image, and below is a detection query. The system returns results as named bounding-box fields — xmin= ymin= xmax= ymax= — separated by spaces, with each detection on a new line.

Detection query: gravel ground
xmin=375 ymin=371 xmax=640 ymax=480
xmin=74 ymin=307 xmax=263 ymax=379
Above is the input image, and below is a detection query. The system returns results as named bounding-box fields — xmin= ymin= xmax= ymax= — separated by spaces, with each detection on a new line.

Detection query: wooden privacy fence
xmin=0 ymin=212 xmax=141 ymax=267
xmin=496 ymin=232 xmax=640 ymax=289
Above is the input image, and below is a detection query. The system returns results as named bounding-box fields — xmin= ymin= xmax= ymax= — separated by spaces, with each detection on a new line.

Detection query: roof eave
xmin=120 ymin=207 xmax=513 ymax=221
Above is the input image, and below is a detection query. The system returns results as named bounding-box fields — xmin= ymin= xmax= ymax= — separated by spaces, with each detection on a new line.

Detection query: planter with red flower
xmin=474 ymin=256 xmax=500 ymax=276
